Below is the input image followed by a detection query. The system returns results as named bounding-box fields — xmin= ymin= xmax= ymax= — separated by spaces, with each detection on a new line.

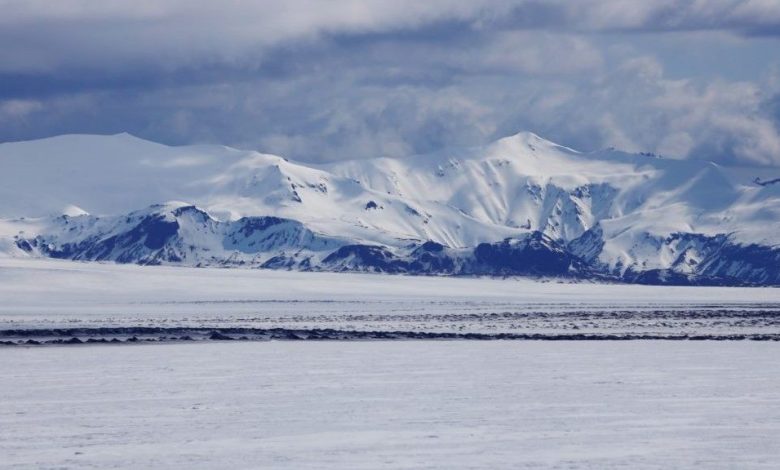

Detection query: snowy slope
xmin=327 ymin=132 xmax=780 ymax=246
xmin=0 ymin=133 xmax=521 ymax=248
xmin=1 ymin=132 xmax=778 ymax=284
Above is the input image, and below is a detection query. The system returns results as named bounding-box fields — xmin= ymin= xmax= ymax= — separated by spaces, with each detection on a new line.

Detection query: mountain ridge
xmin=1 ymin=132 xmax=778 ymax=285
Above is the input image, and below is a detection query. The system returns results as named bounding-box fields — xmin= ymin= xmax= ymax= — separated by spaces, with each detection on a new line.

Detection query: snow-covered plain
xmin=1 ymin=258 xmax=779 ymax=338
xmin=2 ymin=341 xmax=780 ymax=469
xmin=2 ymin=258 xmax=780 ymax=468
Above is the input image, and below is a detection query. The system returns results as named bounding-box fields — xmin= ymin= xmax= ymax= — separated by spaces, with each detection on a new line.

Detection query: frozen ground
xmin=2 ymin=259 xmax=780 ymax=468
xmin=1 ymin=258 xmax=780 ymax=342
xmin=2 ymin=341 xmax=780 ymax=469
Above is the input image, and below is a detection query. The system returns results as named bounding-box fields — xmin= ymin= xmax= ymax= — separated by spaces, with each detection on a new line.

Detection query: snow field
xmin=1 ymin=341 xmax=779 ymax=469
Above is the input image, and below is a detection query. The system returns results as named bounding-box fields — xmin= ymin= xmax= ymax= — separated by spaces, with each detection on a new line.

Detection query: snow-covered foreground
xmin=1 ymin=341 xmax=779 ymax=469
xmin=3 ymin=259 xmax=780 ymax=467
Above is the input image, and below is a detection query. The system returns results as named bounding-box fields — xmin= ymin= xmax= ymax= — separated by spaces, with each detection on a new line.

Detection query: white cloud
xmin=481 ymin=32 xmax=604 ymax=75
xmin=517 ymin=55 xmax=780 ymax=165
xmin=0 ymin=99 xmax=43 ymax=119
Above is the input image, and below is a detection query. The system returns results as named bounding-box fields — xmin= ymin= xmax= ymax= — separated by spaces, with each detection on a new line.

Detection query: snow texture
xmin=2 ymin=341 xmax=780 ymax=469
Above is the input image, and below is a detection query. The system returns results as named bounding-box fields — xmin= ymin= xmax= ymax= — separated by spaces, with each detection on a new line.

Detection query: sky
xmin=1 ymin=0 xmax=780 ymax=166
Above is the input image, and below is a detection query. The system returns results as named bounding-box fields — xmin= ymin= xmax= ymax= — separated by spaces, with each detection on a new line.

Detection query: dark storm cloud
xmin=495 ymin=0 xmax=780 ymax=36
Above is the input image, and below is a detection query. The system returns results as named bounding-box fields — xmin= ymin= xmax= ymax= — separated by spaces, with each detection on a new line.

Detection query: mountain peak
xmin=506 ymin=130 xmax=546 ymax=141
xmin=486 ymin=131 xmax=578 ymax=156
xmin=61 ymin=205 xmax=90 ymax=217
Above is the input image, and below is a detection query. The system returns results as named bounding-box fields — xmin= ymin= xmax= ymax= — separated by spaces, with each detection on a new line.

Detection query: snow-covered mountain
xmin=1 ymin=132 xmax=778 ymax=285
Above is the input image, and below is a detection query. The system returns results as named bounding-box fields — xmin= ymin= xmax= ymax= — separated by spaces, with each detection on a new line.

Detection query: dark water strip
xmin=2 ymin=327 xmax=780 ymax=346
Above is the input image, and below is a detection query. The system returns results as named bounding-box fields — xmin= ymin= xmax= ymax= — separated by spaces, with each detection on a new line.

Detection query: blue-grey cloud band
xmin=1 ymin=0 xmax=779 ymax=165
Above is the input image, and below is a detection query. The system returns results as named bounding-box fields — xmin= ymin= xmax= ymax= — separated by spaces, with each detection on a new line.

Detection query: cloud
xmin=497 ymin=0 xmax=780 ymax=36
xmin=0 ymin=99 xmax=43 ymax=119
xmin=497 ymin=55 xmax=780 ymax=165
xmin=1 ymin=0 xmax=778 ymax=76
xmin=1 ymin=0 xmax=779 ymax=166
xmin=0 ymin=1 xmax=499 ymax=74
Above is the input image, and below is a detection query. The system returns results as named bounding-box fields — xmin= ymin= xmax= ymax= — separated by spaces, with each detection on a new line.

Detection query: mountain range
xmin=1 ymin=131 xmax=779 ymax=285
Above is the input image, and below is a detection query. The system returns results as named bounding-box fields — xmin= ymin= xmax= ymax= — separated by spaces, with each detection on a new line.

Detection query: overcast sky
xmin=1 ymin=0 xmax=780 ymax=165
